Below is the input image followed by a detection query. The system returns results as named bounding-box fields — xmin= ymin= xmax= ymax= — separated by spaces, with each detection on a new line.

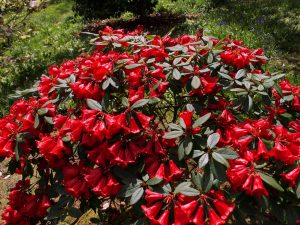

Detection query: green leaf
xmin=296 ymin=179 xmax=300 ymax=199
xmin=258 ymin=172 xmax=284 ymax=192
xmin=183 ymin=138 xmax=193 ymax=155
xmin=198 ymin=153 xmax=209 ymax=168
xmin=45 ymin=207 xmax=60 ymax=220
xmin=122 ymin=97 xmax=129 ymax=107
xmin=173 ymin=68 xmax=181 ymax=80
xmin=212 ymin=152 xmax=229 ymax=167
xmin=133 ymin=218 xmax=150 ymax=225
xmin=217 ymin=148 xmax=239 ymax=159
xmin=178 ymin=186 xmax=200 ymax=196
xmin=243 ymin=95 xmax=253 ymax=112
xmin=119 ymin=181 xmax=143 ymax=198
xmin=131 ymin=99 xmax=149 ymax=109
xmin=193 ymin=113 xmax=211 ymax=128
xmin=283 ymin=95 xmax=294 ymax=102
xmin=256 ymin=55 xmax=269 ymax=60
xmin=163 ymin=130 xmax=183 ymax=139
xmin=218 ymin=72 xmax=233 ymax=80
xmin=178 ymin=142 xmax=185 ymax=161
xmin=44 ymin=116 xmax=54 ymax=125
xmin=125 ymin=63 xmax=142 ymax=69
xmin=14 ymin=143 xmax=20 ymax=161
xmin=183 ymin=65 xmax=194 ymax=71
xmin=68 ymin=207 xmax=82 ymax=218
xmin=273 ymin=83 xmax=283 ymax=97
xmin=207 ymin=133 xmax=220 ymax=149
xmin=174 ymin=182 xmax=191 ymax=194
xmin=34 ymin=114 xmax=39 ymax=129
xmin=179 ymin=118 xmax=186 ymax=129
xmin=207 ymin=53 xmax=213 ymax=64
xmin=202 ymin=165 xmax=214 ymax=192
xmin=192 ymin=150 xmax=205 ymax=158
xmin=130 ymin=187 xmax=144 ymax=205
xmin=186 ymin=104 xmax=195 ymax=112
xmin=191 ymin=76 xmax=201 ymax=89
xmin=37 ymin=108 xmax=48 ymax=116
xmin=199 ymin=68 xmax=210 ymax=73
xmin=149 ymin=97 xmax=160 ymax=104
xmin=173 ymin=57 xmax=182 ymax=65
xmin=210 ymin=159 xmax=227 ymax=182
xmin=86 ymin=99 xmax=102 ymax=111
xmin=167 ymin=45 xmax=183 ymax=52
xmin=102 ymin=79 xmax=110 ymax=90
xmin=266 ymin=73 xmax=285 ymax=82
xmin=191 ymin=172 xmax=203 ymax=190
xmin=169 ymin=123 xmax=183 ymax=131
xmin=146 ymin=177 xmax=163 ymax=186
xmin=230 ymin=88 xmax=247 ymax=92
xmin=235 ymin=69 xmax=247 ymax=79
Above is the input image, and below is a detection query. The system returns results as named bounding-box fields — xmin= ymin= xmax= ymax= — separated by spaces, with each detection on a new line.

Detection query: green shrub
xmin=73 ymin=0 xmax=158 ymax=19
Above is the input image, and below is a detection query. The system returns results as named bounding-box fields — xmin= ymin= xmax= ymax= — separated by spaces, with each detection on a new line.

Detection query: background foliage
xmin=73 ymin=0 xmax=158 ymax=19
xmin=0 ymin=1 xmax=299 ymax=223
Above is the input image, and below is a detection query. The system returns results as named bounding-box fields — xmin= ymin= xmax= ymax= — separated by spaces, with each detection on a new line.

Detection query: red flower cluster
xmin=1 ymin=180 xmax=50 ymax=225
xmin=0 ymin=27 xmax=299 ymax=224
xmin=141 ymin=189 xmax=235 ymax=225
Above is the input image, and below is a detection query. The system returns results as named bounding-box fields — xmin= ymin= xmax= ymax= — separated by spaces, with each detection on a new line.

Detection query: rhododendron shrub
xmin=1 ymin=26 xmax=300 ymax=225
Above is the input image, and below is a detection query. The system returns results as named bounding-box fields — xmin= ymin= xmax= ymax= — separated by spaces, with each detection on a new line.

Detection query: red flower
xmin=289 ymin=120 xmax=300 ymax=132
xmin=63 ymin=164 xmax=90 ymax=199
xmin=37 ymin=135 xmax=71 ymax=162
xmin=145 ymin=152 xmax=183 ymax=182
xmin=84 ymin=167 xmax=121 ymax=197
xmin=141 ymin=190 xmax=173 ymax=225
xmin=281 ymin=167 xmax=300 ymax=187
xmin=218 ymin=109 xmax=236 ymax=125
xmin=108 ymin=139 xmax=144 ymax=167
xmin=227 ymin=151 xmax=269 ymax=196
xmin=1 ymin=181 xmax=51 ymax=225
xmin=179 ymin=110 xmax=201 ymax=135
xmin=174 ymin=190 xmax=235 ymax=225
xmin=0 ymin=118 xmax=18 ymax=157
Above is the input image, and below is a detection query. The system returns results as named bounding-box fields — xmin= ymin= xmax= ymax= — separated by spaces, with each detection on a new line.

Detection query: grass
xmin=155 ymin=0 xmax=300 ymax=83
xmin=0 ymin=0 xmax=90 ymax=116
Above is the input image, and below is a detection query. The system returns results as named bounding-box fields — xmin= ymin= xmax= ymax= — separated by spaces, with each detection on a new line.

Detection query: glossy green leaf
xmin=217 ymin=148 xmax=239 ymax=159
xmin=131 ymin=99 xmax=149 ymax=109
xmin=207 ymin=133 xmax=220 ymax=149
xmin=173 ymin=68 xmax=181 ymax=80
xmin=212 ymin=152 xmax=229 ymax=167
xmin=130 ymin=187 xmax=144 ymax=205
xmin=198 ymin=153 xmax=209 ymax=168
xmin=259 ymin=172 xmax=284 ymax=192
xmin=146 ymin=177 xmax=163 ymax=186
xmin=86 ymin=99 xmax=102 ymax=111
xmin=193 ymin=113 xmax=211 ymax=128
xmin=163 ymin=130 xmax=183 ymax=139
xmin=191 ymin=76 xmax=201 ymax=89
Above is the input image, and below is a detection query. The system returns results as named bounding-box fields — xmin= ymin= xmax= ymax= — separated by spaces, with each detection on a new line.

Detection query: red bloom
xmin=281 ymin=167 xmax=300 ymax=187
xmin=226 ymin=151 xmax=269 ymax=197
xmin=63 ymin=164 xmax=90 ymax=199
xmin=0 ymin=116 xmax=28 ymax=158
xmin=141 ymin=190 xmax=173 ymax=225
xmin=145 ymin=152 xmax=183 ymax=182
xmin=37 ymin=135 xmax=71 ymax=162
xmin=1 ymin=181 xmax=51 ymax=225
xmin=179 ymin=110 xmax=201 ymax=135
xmin=174 ymin=190 xmax=235 ymax=225
xmin=84 ymin=167 xmax=121 ymax=197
